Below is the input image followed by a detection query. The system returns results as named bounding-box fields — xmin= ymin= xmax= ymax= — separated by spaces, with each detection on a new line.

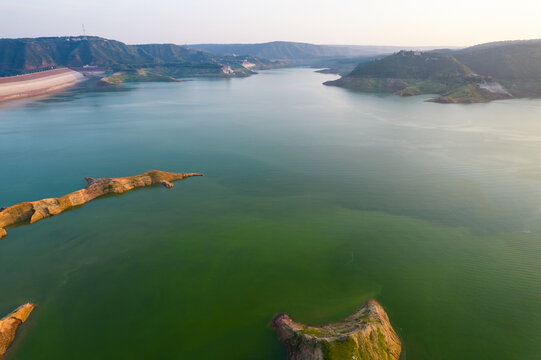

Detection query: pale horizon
xmin=2 ymin=0 xmax=541 ymax=47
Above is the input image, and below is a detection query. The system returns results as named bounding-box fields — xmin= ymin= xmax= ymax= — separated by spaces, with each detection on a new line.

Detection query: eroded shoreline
xmin=0 ymin=304 xmax=35 ymax=360
xmin=0 ymin=170 xmax=203 ymax=239
xmin=273 ymin=299 xmax=401 ymax=360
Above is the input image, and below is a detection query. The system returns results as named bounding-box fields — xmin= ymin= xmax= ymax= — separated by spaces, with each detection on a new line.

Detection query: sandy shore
xmin=0 ymin=68 xmax=86 ymax=102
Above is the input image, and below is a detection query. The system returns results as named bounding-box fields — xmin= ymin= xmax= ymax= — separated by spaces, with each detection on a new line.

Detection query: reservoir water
xmin=1 ymin=68 xmax=541 ymax=359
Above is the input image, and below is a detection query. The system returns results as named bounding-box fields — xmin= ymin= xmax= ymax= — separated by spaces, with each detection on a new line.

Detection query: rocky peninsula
xmin=0 ymin=303 xmax=35 ymax=360
xmin=98 ymin=69 xmax=181 ymax=85
xmin=273 ymin=299 xmax=401 ymax=360
xmin=324 ymin=51 xmax=513 ymax=104
xmin=0 ymin=170 xmax=203 ymax=239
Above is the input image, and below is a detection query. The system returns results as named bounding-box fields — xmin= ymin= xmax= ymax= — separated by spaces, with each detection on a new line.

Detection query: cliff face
xmin=273 ymin=299 xmax=401 ymax=360
xmin=0 ymin=170 xmax=203 ymax=239
xmin=0 ymin=303 xmax=35 ymax=360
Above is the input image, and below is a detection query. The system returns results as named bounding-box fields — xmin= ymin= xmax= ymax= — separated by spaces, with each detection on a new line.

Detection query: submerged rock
xmin=273 ymin=299 xmax=401 ymax=360
xmin=0 ymin=170 xmax=203 ymax=239
xmin=0 ymin=303 xmax=35 ymax=359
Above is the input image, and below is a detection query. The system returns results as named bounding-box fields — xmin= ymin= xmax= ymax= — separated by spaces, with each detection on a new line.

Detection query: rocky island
xmin=273 ymin=299 xmax=401 ymax=360
xmin=0 ymin=170 xmax=203 ymax=239
xmin=0 ymin=303 xmax=35 ymax=360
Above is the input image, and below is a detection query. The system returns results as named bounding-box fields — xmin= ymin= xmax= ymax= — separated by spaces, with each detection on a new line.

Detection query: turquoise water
xmin=1 ymin=68 xmax=541 ymax=359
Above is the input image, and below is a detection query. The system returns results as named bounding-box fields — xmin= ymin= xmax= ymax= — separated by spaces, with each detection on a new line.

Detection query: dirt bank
xmin=0 ymin=68 xmax=86 ymax=102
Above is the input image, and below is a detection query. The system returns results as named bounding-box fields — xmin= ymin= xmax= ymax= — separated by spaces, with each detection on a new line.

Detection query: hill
xmin=0 ymin=36 xmax=282 ymax=78
xmin=450 ymin=39 xmax=541 ymax=97
xmin=451 ymin=39 xmax=541 ymax=80
xmin=324 ymin=51 xmax=491 ymax=103
xmin=324 ymin=39 xmax=541 ymax=104
xmin=0 ymin=37 xmax=150 ymax=76
xmin=349 ymin=51 xmax=471 ymax=79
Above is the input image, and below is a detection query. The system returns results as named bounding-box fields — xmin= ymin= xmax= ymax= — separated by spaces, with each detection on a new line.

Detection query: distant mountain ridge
xmin=190 ymin=41 xmax=442 ymax=61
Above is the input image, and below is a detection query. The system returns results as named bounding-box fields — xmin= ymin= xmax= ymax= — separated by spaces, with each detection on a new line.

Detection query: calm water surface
xmin=1 ymin=68 xmax=541 ymax=359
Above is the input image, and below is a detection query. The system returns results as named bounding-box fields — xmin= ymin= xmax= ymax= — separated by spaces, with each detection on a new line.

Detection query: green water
xmin=1 ymin=68 xmax=541 ymax=359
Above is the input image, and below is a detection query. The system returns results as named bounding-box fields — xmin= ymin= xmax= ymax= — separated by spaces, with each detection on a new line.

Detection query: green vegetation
xmin=320 ymin=333 xmax=393 ymax=360
xmin=349 ymin=51 xmax=471 ymax=79
xmin=498 ymin=78 xmax=541 ymax=97
xmin=452 ymin=39 xmax=541 ymax=80
xmin=324 ymin=337 xmax=359 ymax=360
xmin=300 ymin=326 xmax=329 ymax=337
xmin=431 ymin=84 xmax=502 ymax=104
xmin=333 ymin=77 xmax=450 ymax=96
xmin=377 ymin=330 xmax=389 ymax=357
xmin=99 ymin=69 xmax=180 ymax=85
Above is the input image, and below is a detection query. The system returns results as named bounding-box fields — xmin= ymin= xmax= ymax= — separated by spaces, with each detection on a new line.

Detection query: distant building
xmin=221 ymin=64 xmax=234 ymax=74
xmin=242 ymin=60 xmax=256 ymax=69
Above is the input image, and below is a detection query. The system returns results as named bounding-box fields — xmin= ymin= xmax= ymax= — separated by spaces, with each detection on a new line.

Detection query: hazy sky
xmin=1 ymin=0 xmax=540 ymax=46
